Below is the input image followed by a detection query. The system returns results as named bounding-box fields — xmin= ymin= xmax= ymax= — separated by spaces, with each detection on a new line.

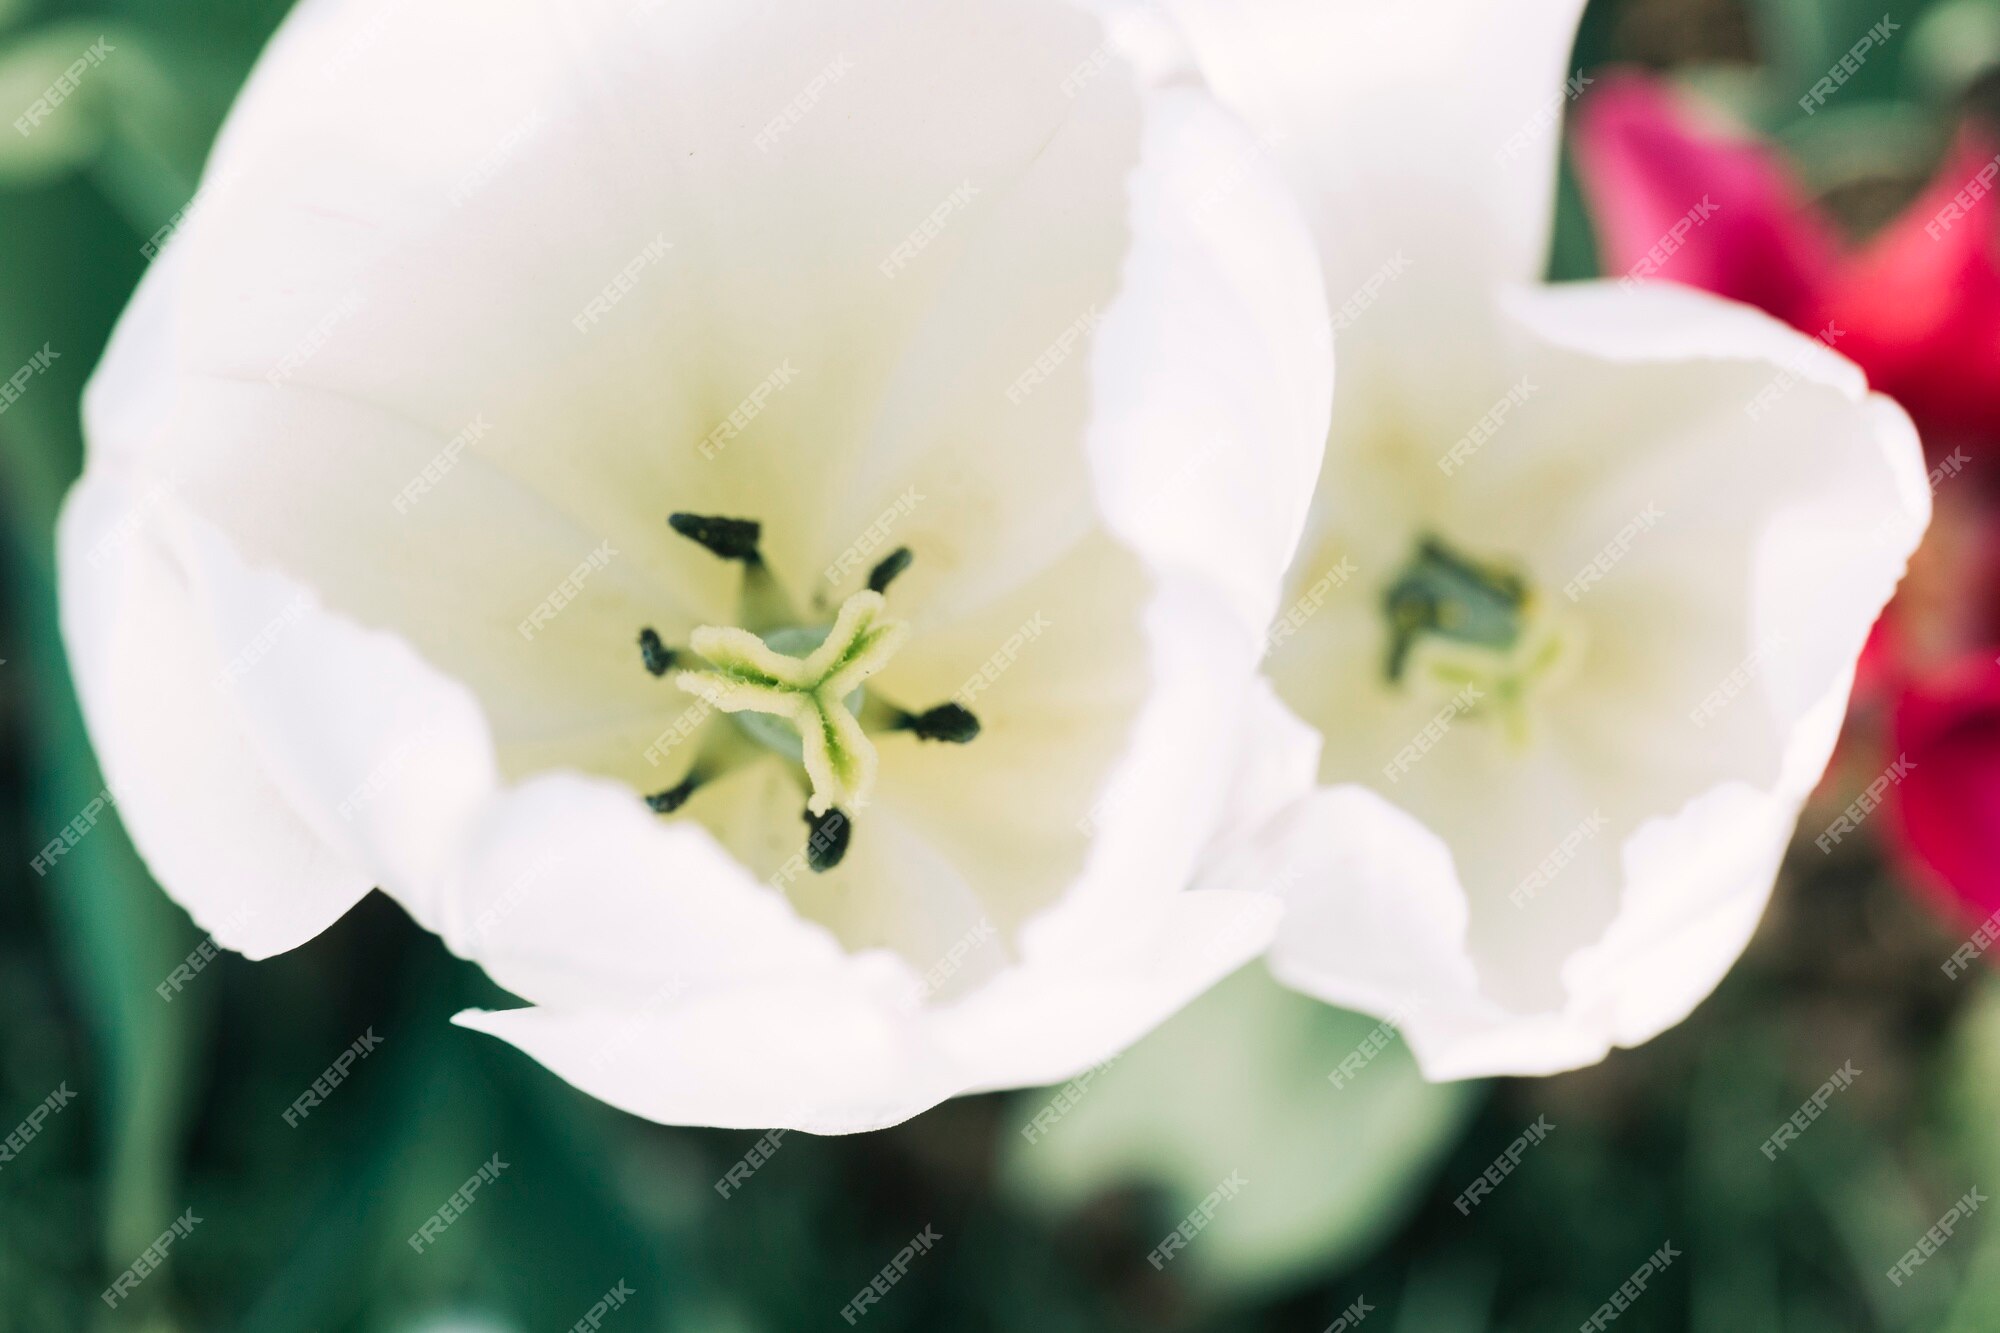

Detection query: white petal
xmin=929 ymin=888 xmax=1283 ymax=1094
xmin=440 ymin=580 xmax=1286 ymax=1130
xmin=164 ymin=503 xmax=502 ymax=937
xmin=67 ymin=0 xmax=1331 ymax=1129
xmin=1500 ymin=281 xmax=1928 ymax=738
xmin=456 ymin=991 xmax=961 ymax=1137
xmin=64 ymin=472 xmax=511 ymax=943
xmin=1196 ymin=675 xmax=1322 ymax=881
xmin=87 ymin=0 xmax=1164 ymax=772
xmin=444 ymin=774 xmax=1278 ymax=1132
xmin=1085 ymin=85 xmax=1332 ymax=635
xmin=1157 ymin=0 xmax=1592 ymax=320
xmin=56 ymin=474 xmax=372 ymax=958
xmin=1253 ymin=282 xmax=1927 ymax=1077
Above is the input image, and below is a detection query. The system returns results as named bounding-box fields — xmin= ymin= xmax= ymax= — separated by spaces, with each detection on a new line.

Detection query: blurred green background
xmin=3 ymin=0 xmax=1999 ymax=1327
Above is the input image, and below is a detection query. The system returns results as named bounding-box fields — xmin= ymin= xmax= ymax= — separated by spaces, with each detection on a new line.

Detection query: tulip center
xmin=636 ymin=514 xmax=981 ymax=871
xmin=1381 ymin=535 xmax=1582 ymax=746
xmin=675 ymin=591 xmax=908 ymax=817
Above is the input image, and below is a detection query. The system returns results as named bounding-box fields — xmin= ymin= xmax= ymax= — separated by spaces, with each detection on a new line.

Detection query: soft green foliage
xmin=1004 ymin=967 xmax=1479 ymax=1299
xmin=2 ymin=0 xmax=1997 ymax=1327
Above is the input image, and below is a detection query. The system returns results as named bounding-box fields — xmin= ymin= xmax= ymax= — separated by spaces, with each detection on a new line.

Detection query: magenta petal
xmin=1823 ymin=130 xmax=2000 ymax=450
xmin=1888 ymin=656 xmax=2000 ymax=923
xmin=1572 ymin=69 xmax=1842 ymax=327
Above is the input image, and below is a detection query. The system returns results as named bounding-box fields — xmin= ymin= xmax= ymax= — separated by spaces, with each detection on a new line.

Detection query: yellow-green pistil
xmin=674 ymin=590 xmax=909 ymax=815
xmin=1382 ymin=534 xmax=1581 ymax=747
xmin=641 ymin=519 xmax=976 ymax=873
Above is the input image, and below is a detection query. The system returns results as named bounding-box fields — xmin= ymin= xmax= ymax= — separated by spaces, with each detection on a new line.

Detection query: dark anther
xmin=1381 ymin=534 xmax=1529 ymax=684
xmin=638 ymin=628 xmax=676 ymax=677
xmin=646 ymin=774 xmax=701 ymax=814
xmin=668 ymin=512 xmax=763 ymax=564
xmin=804 ymin=807 xmax=851 ymax=873
xmin=896 ymin=703 xmax=981 ymax=744
xmin=867 ymin=546 xmax=914 ymax=594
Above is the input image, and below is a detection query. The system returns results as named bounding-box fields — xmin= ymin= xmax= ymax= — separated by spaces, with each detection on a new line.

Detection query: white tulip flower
xmin=60 ymin=0 xmax=1334 ymax=1130
xmin=1164 ymin=0 xmax=1931 ymax=1077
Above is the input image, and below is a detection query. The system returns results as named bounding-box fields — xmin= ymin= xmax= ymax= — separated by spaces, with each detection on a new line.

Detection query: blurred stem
xmin=1685 ymin=1036 xmax=1785 ymax=1333
xmin=0 ymin=417 xmax=66 ymax=579
xmin=1389 ymin=1251 xmax=1496 ymax=1333
xmin=1790 ymin=1112 xmax=1943 ymax=1329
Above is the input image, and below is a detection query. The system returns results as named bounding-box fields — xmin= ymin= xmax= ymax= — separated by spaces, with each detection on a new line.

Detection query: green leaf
xmin=0 ymin=24 xmax=121 ymax=185
xmin=1002 ymin=965 xmax=1479 ymax=1300
xmin=1908 ymin=0 xmax=2000 ymax=104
